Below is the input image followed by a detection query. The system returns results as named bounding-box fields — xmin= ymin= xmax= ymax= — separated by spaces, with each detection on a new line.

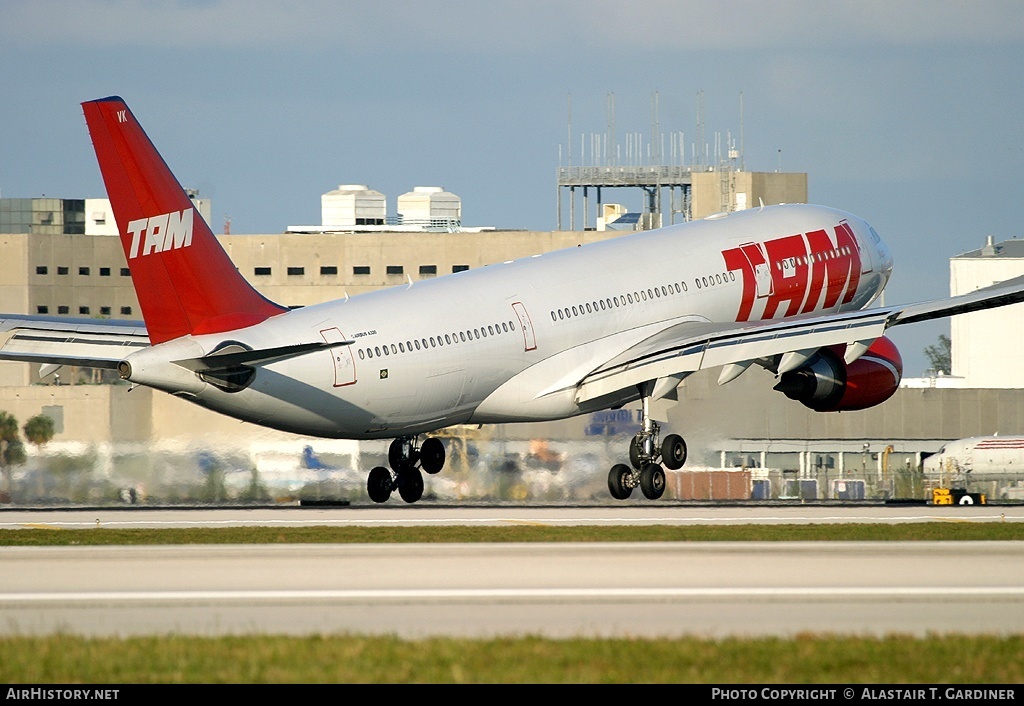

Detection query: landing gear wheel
xmin=367 ymin=466 xmax=393 ymax=503
xmin=661 ymin=434 xmax=687 ymax=470
xmin=420 ymin=437 xmax=446 ymax=474
xmin=639 ymin=462 xmax=666 ymax=500
xmin=398 ymin=468 xmax=424 ymax=504
xmin=607 ymin=463 xmax=634 ymax=500
xmin=629 ymin=436 xmax=645 ymax=470
xmin=389 ymin=438 xmax=417 ymax=471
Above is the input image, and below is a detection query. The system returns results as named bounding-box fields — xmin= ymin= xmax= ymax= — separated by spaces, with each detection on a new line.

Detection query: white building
xmin=950 ymin=237 xmax=1024 ymax=388
xmin=320 ymin=184 xmax=386 ymax=228
xmin=397 ymin=186 xmax=460 ymax=226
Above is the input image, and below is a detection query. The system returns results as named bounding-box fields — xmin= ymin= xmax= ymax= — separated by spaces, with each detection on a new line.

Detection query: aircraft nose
xmin=869 ymin=225 xmax=893 ymax=275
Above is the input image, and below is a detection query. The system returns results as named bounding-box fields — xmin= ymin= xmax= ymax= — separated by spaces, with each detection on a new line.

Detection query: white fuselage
xmin=924 ymin=436 xmax=1024 ymax=483
xmin=123 ymin=204 xmax=892 ymax=439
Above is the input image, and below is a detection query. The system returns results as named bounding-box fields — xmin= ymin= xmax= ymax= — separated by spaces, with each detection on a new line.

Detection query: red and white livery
xmin=3 ymin=96 xmax=1024 ymax=503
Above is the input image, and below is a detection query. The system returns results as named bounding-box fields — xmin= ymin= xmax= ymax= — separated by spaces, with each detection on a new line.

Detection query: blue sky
xmin=2 ymin=0 xmax=1023 ymax=375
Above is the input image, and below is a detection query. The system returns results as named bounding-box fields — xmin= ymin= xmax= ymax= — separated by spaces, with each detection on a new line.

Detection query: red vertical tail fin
xmin=82 ymin=96 xmax=286 ymax=344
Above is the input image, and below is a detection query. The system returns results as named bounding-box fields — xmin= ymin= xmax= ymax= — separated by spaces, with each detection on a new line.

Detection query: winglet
xmin=82 ymin=97 xmax=287 ymax=344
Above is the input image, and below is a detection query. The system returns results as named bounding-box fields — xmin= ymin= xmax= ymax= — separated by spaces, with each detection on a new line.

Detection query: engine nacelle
xmin=774 ymin=336 xmax=903 ymax=412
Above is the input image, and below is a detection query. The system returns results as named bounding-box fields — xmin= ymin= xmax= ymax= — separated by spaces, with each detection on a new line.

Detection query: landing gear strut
xmin=367 ymin=435 xmax=446 ymax=504
xmin=607 ymin=382 xmax=687 ymax=500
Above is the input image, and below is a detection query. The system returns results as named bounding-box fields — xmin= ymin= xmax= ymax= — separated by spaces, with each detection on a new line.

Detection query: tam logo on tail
xmin=126 ymin=208 xmax=194 ymax=259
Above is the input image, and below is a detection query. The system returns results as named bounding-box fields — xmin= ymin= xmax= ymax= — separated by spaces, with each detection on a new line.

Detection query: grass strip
xmin=1 ymin=522 xmax=1023 ymax=545
xmin=1 ymin=634 xmax=1022 ymax=683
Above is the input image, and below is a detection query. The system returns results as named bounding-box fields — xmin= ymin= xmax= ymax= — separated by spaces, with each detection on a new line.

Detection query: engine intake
xmin=774 ymin=337 xmax=903 ymax=412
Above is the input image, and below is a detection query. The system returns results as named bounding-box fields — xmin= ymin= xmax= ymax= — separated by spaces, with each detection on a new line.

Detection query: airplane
xmin=924 ymin=435 xmax=1024 ymax=486
xmin=3 ymin=95 xmax=1024 ymax=504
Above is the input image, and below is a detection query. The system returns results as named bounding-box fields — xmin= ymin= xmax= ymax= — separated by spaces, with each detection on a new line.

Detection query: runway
xmin=2 ymin=501 xmax=1023 ymax=530
xmin=2 ymin=541 xmax=1023 ymax=638
xmin=1 ymin=503 xmax=1023 ymax=638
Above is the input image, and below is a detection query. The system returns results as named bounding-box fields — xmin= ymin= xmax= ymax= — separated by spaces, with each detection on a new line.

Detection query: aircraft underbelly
xmin=199 ymin=355 xmax=507 ymax=439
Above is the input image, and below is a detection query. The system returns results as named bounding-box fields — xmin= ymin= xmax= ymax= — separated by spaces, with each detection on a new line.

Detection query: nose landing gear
xmin=366 ymin=435 xmax=447 ymax=504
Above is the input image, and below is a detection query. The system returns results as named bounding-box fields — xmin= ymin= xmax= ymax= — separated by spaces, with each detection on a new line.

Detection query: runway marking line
xmin=2 ymin=587 xmax=1024 ymax=603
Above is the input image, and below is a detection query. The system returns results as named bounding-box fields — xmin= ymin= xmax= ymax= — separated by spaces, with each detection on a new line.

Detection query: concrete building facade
xmin=951 ymin=237 xmax=1024 ymax=388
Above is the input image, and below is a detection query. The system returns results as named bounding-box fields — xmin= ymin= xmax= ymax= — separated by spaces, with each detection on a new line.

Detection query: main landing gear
xmin=367 ymin=436 xmax=446 ymax=504
xmin=607 ymin=383 xmax=687 ymax=501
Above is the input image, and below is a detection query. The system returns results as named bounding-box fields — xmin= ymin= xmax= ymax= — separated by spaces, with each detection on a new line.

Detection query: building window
xmin=78 ymin=267 xmax=90 ymax=276
xmin=386 ymin=265 xmax=404 ymax=276
xmin=254 ymin=267 xmax=272 ymax=276
xmin=79 ymin=306 xmax=90 ymax=315
xmin=100 ymin=306 xmax=111 ymax=315
xmin=57 ymin=267 xmax=69 ymax=275
xmin=287 ymin=267 xmax=305 ymax=276
xmin=419 ymin=265 xmax=437 ymax=276
xmin=36 ymin=305 xmax=48 ymax=314
xmin=35 ymin=266 xmax=48 ymax=275
xmin=100 ymin=267 xmax=110 ymax=277
xmin=120 ymin=268 xmax=131 ymax=276
xmin=452 ymin=265 xmax=469 ymax=273
xmin=320 ymin=266 xmax=338 ymax=275
xmin=57 ymin=306 xmax=69 ymax=314
xmin=120 ymin=306 xmax=132 ymax=315
xmin=353 ymin=266 xmax=371 ymax=275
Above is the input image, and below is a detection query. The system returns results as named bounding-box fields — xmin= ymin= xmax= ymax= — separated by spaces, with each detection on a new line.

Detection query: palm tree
xmin=0 ymin=412 xmax=26 ymax=502
xmin=23 ymin=415 xmax=55 ymax=448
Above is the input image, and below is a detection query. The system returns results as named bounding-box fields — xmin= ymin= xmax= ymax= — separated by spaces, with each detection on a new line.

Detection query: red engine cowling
xmin=773 ymin=336 xmax=903 ymax=412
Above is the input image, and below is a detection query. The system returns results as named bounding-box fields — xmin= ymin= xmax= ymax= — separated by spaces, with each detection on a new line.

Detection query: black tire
xmin=367 ymin=466 xmax=393 ymax=503
xmin=628 ymin=435 xmax=645 ymax=469
xmin=639 ymin=462 xmax=666 ymax=500
xmin=388 ymin=438 xmax=407 ymax=471
xmin=661 ymin=434 xmax=687 ymax=470
xmin=420 ymin=437 xmax=446 ymax=474
xmin=607 ymin=463 xmax=633 ymax=500
xmin=398 ymin=468 xmax=424 ymax=504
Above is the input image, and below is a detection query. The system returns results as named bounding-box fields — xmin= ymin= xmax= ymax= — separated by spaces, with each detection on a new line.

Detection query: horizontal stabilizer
xmin=0 ymin=316 xmax=149 ymax=370
xmin=172 ymin=340 xmax=349 ymax=373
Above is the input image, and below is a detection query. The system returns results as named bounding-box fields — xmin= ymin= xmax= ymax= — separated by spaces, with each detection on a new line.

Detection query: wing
xmin=0 ymin=315 xmax=149 ymax=372
xmin=573 ymin=274 xmax=1024 ymax=405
